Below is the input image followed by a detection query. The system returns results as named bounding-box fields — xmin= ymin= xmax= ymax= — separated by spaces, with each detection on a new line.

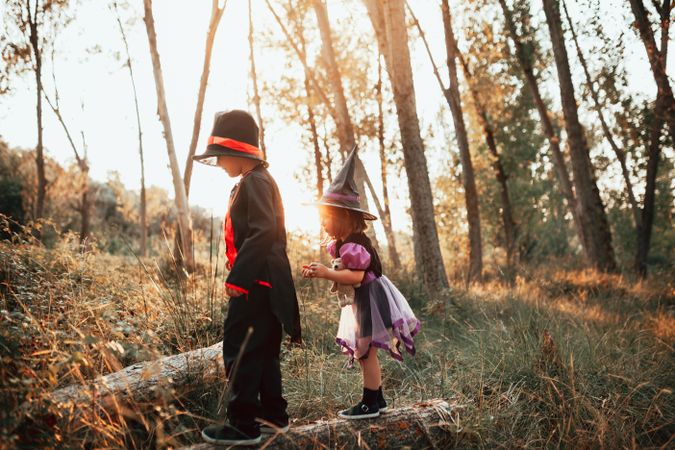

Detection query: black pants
xmin=222 ymin=284 xmax=287 ymax=434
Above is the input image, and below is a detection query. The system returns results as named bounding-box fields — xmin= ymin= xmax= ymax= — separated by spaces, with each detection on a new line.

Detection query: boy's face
xmin=216 ymin=155 xmax=242 ymax=177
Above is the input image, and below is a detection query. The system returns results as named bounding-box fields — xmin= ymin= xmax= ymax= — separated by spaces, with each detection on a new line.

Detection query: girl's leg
xmin=359 ymin=347 xmax=381 ymax=390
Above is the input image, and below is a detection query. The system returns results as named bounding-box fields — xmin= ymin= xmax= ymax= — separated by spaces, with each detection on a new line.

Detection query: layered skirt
xmin=335 ymin=275 xmax=420 ymax=364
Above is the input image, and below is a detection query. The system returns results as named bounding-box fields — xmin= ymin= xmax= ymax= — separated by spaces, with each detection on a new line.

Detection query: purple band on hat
xmin=325 ymin=192 xmax=359 ymax=202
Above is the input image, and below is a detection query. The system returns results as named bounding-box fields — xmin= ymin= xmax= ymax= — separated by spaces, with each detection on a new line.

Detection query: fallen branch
xmin=183 ymin=399 xmax=463 ymax=449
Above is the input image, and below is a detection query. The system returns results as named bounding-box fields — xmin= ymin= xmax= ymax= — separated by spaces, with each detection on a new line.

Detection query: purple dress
xmin=327 ymin=239 xmax=420 ymax=364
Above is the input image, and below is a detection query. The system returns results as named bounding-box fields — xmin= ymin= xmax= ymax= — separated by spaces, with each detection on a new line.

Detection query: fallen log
xmin=183 ymin=399 xmax=463 ymax=450
xmin=17 ymin=341 xmax=224 ymax=431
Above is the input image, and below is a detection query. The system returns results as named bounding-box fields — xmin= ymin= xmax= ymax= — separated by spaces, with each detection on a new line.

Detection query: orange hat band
xmin=208 ymin=136 xmax=264 ymax=159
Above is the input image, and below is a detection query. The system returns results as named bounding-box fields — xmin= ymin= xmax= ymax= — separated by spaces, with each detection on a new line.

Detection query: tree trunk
xmin=635 ymin=0 xmax=670 ymax=277
xmin=143 ymin=0 xmax=194 ymax=271
xmin=112 ymin=1 xmax=148 ymax=257
xmin=542 ymin=0 xmax=617 ymax=272
xmin=562 ymin=0 xmax=640 ymax=229
xmin=248 ymin=0 xmax=266 ymax=159
xmin=185 ymin=399 xmax=459 ymax=449
xmin=440 ymin=0 xmax=483 ymax=282
xmin=364 ymin=0 xmax=449 ymax=293
xmin=498 ymin=0 xmax=588 ymax=260
xmin=312 ymin=0 xmax=380 ymax=250
xmin=628 ymin=0 xmax=675 ymax=143
xmin=457 ymin=52 xmax=518 ymax=267
xmin=27 ymin=1 xmax=46 ymax=221
xmin=376 ymin=54 xmax=401 ymax=268
xmin=183 ymin=0 xmax=226 ymax=197
xmin=79 ymin=166 xmax=91 ymax=249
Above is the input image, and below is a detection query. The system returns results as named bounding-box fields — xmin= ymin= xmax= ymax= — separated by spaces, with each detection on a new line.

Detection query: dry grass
xmin=1 ymin=220 xmax=673 ymax=448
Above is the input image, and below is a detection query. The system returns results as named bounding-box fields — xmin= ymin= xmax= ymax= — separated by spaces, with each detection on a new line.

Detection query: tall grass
xmin=1 ymin=218 xmax=672 ymax=448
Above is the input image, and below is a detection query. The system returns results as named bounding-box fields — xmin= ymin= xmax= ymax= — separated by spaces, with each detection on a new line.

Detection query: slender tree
xmin=43 ymin=55 xmax=91 ymax=248
xmin=1 ymin=1 xmax=69 ymax=220
xmin=634 ymin=0 xmax=671 ymax=277
xmin=498 ymin=0 xmax=587 ymax=259
xmin=542 ymin=0 xmax=617 ymax=272
xmin=111 ymin=1 xmax=148 ymax=257
xmin=628 ymin=0 xmax=675 ymax=143
xmin=375 ymin=54 xmax=401 ymax=268
xmin=364 ymin=0 xmax=449 ymax=292
xmin=248 ymin=0 xmax=266 ymax=159
xmin=561 ymin=0 xmax=639 ymax=229
xmin=182 ymin=0 xmax=227 ymax=196
xmin=311 ymin=0 xmax=380 ymax=249
xmin=439 ymin=0 xmax=483 ymax=281
xmin=143 ymin=0 xmax=194 ymax=271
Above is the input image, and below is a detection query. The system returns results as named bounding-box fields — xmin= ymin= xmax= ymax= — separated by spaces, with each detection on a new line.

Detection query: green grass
xmin=1 ymin=225 xmax=673 ymax=448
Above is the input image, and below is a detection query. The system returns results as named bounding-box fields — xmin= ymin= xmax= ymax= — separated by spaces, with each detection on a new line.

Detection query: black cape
xmin=225 ymin=166 xmax=302 ymax=342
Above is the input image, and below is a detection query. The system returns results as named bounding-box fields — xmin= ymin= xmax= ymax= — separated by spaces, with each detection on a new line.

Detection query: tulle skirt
xmin=335 ymin=275 xmax=420 ymax=365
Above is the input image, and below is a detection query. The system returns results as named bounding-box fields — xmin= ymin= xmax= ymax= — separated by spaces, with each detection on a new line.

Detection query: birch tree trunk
xmin=498 ymin=0 xmax=588 ymax=260
xmin=364 ymin=0 xmax=449 ymax=293
xmin=440 ymin=0 xmax=483 ymax=282
xmin=112 ymin=1 xmax=148 ymax=257
xmin=182 ymin=0 xmax=226 ymax=196
xmin=543 ymin=0 xmax=617 ymax=272
xmin=143 ymin=0 xmax=194 ymax=271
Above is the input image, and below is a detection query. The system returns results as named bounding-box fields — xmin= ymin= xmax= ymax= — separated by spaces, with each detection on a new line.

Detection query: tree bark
xmin=543 ymin=0 xmax=617 ymax=272
xmin=457 ymin=51 xmax=518 ymax=267
xmin=183 ymin=0 xmax=226 ymax=197
xmin=498 ymin=0 xmax=588 ymax=260
xmin=312 ymin=0 xmax=380 ymax=250
xmin=364 ymin=0 xmax=449 ymax=293
xmin=440 ymin=0 xmax=483 ymax=282
xmin=27 ymin=0 xmax=46 ymax=221
xmin=562 ymin=0 xmax=640 ymax=229
xmin=112 ymin=1 xmax=148 ymax=257
xmin=628 ymin=0 xmax=675 ymax=143
xmin=248 ymin=0 xmax=266 ymax=159
xmin=376 ymin=54 xmax=401 ymax=268
xmin=143 ymin=0 xmax=194 ymax=271
xmin=635 ymin=0 xmax=670 ymax=277
xmin=184 ymin=399 xmax=459 ymax=450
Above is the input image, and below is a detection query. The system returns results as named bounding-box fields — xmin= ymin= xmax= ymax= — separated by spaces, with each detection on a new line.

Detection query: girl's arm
xmin=303 ymin=262 xmax=364 ymax=285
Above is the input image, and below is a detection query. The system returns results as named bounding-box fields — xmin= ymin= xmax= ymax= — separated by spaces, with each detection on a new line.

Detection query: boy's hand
xmin=225 ymin=260 xmax=232 ymax=271
xmin=302 ymin=262 xmax=328 ymax=279
xmin=226 ymin=287 xmax=244 ymax=297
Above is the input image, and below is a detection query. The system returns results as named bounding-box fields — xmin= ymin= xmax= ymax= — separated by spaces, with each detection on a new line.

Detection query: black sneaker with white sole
xmin=201 ymin=423 xmax=261 ymax=446
xmin=377 ymin=388 xmax=388 ymax=413
xmin=338 ymin=401 xmax=380 ymax=420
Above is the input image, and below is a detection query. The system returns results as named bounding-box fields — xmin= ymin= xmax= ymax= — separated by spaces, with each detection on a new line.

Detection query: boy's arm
xmin=226 ymin=176 xmax=276 ymax=294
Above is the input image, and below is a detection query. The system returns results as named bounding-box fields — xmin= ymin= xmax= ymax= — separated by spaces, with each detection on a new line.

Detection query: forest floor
xmin=1 ymin=229 xmax=673 ymax=448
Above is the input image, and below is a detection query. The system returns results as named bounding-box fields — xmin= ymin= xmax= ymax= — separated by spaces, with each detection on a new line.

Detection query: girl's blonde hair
xmin=320 ymin=205 xmax=367 ymax=240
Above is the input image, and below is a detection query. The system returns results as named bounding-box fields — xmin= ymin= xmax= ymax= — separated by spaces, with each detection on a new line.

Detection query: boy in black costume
xmin=194 ymin=110 xmax=301 ymax=446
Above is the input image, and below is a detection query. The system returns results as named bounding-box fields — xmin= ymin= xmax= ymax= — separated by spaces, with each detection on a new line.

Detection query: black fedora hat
xmin=193 ymin=110 xmax=268 ymax=167
xmin=314 ymin=145 xmax=377 ymax=221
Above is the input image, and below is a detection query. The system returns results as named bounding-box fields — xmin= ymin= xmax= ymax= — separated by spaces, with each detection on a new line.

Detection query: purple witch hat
xmin=315 ymin=146 xmax=377 ymax=221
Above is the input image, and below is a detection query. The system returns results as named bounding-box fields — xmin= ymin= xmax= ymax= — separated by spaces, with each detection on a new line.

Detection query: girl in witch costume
xmin=194 ymin=110 xmax=301 ymax=446
xmin=302 ymin=147 xmax=420 ymax=420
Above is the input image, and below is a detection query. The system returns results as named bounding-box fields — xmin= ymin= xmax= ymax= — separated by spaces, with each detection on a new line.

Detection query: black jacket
xmin=225 ymin=166 xmax=301 ymax=342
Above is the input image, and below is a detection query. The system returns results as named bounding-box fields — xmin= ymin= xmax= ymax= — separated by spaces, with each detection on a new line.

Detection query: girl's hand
xmin=225 ymin=260 xmax=232 ymax=271
xmin=302 ymin=262 xmax=328 ymax=279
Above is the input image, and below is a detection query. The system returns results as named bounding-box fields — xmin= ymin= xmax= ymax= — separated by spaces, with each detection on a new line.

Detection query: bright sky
xmin=0 ymin=0 xmax=669 ymax=238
